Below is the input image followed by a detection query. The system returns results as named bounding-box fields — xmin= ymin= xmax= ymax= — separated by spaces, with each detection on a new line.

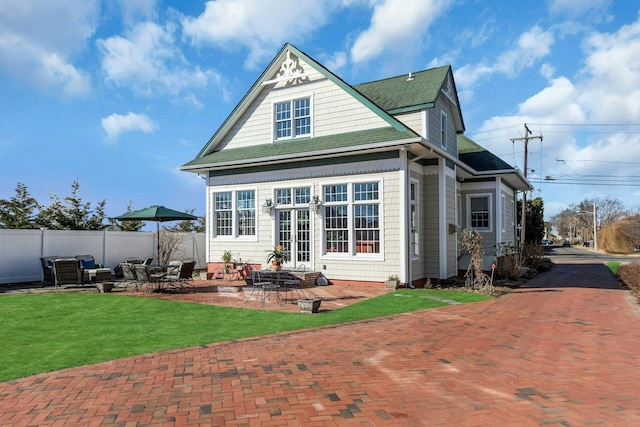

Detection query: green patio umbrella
xmin=112 ymin=205 xmax=199 ymax=264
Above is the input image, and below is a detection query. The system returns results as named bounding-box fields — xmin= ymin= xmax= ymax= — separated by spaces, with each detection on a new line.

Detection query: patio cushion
xmin=80 ymin=259 xmax=96 ymax=269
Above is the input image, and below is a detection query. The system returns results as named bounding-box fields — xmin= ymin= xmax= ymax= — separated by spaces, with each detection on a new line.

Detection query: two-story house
xmin=180 ymin=43 xmax=531 ymax=287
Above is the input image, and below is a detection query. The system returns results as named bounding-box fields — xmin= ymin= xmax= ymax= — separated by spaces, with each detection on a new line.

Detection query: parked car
xmin=563 ymin=241 xmax=571 ymax=247
xmin=583 ymin=241 xmax=590 ymax=247
xmin=635 ymin=244 xmax=640 ymax=253
xmin=541 ymin=239 xmax=550 ymax=246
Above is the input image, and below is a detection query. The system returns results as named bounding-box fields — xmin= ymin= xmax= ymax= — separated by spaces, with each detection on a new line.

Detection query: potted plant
xmin=266 ymin=245 xmax=290 ymax=271
xmin=222 ymin=250 xmax=233 ymax=273
xmin=385 ymin=274 xmax=399 ymax=289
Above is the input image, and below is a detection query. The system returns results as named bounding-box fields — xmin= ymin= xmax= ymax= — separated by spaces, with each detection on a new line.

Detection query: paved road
xmin=1 ymin=263 xmax=639 ymax=426
xmin=545 ymin=244 xmax=640 ymax=264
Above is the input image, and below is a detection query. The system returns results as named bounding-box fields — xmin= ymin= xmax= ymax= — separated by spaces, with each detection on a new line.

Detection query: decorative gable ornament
xmin=262 ymin=51 xmax=308 ymax=85
xmin=441 ymin=72 xmax=457 ymax=105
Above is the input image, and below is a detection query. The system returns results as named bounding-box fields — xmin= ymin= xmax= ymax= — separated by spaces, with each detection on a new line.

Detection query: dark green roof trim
xmin=411 ymin=157 xmax=438 ymax=167
xmin=181 ymin=127 xmax=417 ymax=169
xmin=461 ymin=177 xmax=497 ymax=183
xmin=209 ymin=151 xmax=399 ymax=177
xmin=387 ymin=103 xmax=435 ymax=114
xmin=194 ymin=43 xmax=411 ymax=159
xmin=457 ymin=134 xmax=514 ymax=172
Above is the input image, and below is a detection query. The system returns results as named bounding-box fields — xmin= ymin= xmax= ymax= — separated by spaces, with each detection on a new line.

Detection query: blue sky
xmin=1 ymin=0 xmax=639 ymax=225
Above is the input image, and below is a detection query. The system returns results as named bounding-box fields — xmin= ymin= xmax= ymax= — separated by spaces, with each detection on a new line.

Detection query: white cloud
xmin=548 ymin=0 xmax=610 ymax=18
xmin=322 ymin=51 xmax=348 ymax=72
xmin=578 ymin=18 xmax=640 ymax=123
xmin=456 ymin=25 xmax=555 ymax=89
xmin=181 ymin=0 xmax=339 ymax=69
xmin=350 ymin=0 xmax=453 ymax=63
xmin=0 ymin=0 xmax=98 ymax=97
xmin=474 ymin=15 xmax=640 ymax=217
xmin=111 ymin=0 xmax=158 ymax=26
xmin=101 ymin=112 xmax=159 ymax=140
xmin=98 ymin=21 xmax=216 ymax=101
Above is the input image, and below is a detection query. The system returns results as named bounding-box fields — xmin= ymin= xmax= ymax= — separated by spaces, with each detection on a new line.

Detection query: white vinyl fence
xmin=0 ymin=229 xmax=206 ymax=284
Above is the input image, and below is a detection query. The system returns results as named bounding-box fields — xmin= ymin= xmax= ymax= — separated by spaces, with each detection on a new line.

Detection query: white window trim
xmin=466 ymin=193 xmax=493 ymax=233
xmin=456 ymin=192 xmax=462 ymax=227
xmin=272 ymin=94 xmax=313 ymax=141
xmin=501 ymin=193 xmax=507 ymax=233
xmin=440 ymin=111 xmax=448 ymax=149
xmin=321 ymin=178 xmax=384 ymax=260
xmin=211 ymin=187 xmax=258 ymax=241
xmin=410 ymin=178 xmax=419 ymax=259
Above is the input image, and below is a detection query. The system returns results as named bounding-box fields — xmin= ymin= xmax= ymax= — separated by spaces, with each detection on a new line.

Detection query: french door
xmin=276 ymin=209 xmax=311 ymax=269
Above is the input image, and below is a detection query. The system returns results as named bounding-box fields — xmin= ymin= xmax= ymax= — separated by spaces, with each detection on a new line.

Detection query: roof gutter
xmin=418 ymin=139 xmax=532 ymax=191
xmin=180 ymin=136 xmax=422 ymax=173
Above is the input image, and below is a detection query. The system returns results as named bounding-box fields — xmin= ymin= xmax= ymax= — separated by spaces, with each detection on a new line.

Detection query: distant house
xmin=181 ymin=43 xmax=531 ymax=287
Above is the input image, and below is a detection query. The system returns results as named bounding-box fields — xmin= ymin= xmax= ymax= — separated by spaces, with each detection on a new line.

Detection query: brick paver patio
xmin=1 ymin=263 xmax=639 ymax=426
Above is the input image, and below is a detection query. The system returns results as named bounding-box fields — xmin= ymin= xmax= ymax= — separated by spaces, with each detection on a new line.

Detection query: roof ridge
xmin=353 ymin=65 xmax=450 ymax=86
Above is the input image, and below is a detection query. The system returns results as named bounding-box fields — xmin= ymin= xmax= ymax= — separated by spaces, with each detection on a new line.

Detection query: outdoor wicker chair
xmin=53 ymin=258 xmax=82 ymax=288
xmin=40 ymin=256 xmax=60 ymax=287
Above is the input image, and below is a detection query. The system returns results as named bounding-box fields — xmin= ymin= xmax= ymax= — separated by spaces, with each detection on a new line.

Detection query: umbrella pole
xmin=157 ymin=221 xmax=160 ymax=264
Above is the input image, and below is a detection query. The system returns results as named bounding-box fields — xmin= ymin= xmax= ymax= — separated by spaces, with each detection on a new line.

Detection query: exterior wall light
xmin=309 ymin=195 xmax=322 ymax=214
xmin=262 ymin=198 xmax=273 ymax=214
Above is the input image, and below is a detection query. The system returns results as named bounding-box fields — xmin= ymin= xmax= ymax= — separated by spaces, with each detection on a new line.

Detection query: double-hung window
xmin=274 ymin=97 xmax=311 ymax=140
xmin=468 ymin=194 xmax=491 ymax=231
xmin=213 ymin=190 xmax=256 ymax=238
xmin=323 ymin=181 xmax=381 ymax=255
xmin=324 ymin=185 xmax=349 ymax=253
xmin=441 ymin=111 xmax=448 ymax=149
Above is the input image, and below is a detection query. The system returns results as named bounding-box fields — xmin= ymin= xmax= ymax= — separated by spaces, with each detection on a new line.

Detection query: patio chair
xmin=247 ymin=270 xmax=280 ymax=305
xmin=53 ymin=258 xmax=82 ymax=288
xmin=133 ymin=264 xmax=162 ymax=293
xmin=162 ymin=261 xmax=196 ymax=293
xmin=40 ymin=256 xmax=60 ymax=287
xmin=120 ymin=263 xmax=138 ymax=291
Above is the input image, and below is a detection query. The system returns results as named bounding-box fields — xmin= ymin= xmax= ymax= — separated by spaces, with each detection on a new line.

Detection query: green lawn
xmin=0 ymin=289 xmax=489 ymax=382
xmin=606 ymin=261 xmax=621 ymax=275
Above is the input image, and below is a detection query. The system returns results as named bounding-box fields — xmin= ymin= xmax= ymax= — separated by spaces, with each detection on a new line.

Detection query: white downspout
xmin=496 ymin=177 xmax=502 ymax=248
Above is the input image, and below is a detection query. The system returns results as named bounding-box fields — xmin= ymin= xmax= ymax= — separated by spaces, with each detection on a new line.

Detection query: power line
xmin=511 ymin=123 xmax=542 ymax=245
xmin=528 ymin=123 xmax=640 ymax=127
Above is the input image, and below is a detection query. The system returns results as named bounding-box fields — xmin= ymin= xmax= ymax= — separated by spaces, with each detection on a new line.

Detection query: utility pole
xmin=511 ymin=123 xmax=542 ymax=246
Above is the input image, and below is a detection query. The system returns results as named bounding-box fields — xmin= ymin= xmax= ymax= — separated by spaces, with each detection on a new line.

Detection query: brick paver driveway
xmin=1 ymin=263 xmax=639 ymax=426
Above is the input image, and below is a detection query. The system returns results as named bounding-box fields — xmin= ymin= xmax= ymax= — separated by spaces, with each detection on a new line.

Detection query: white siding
xmin=395 ymin=111 xmax=423 ymax=135
xmin=219 ymin=56 xmax=389 ymax=150
xmin=206 ymin=159 xmax=405 ymax=283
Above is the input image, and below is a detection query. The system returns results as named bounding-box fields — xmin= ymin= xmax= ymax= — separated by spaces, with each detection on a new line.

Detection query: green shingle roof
xmin=182 ymin=127 xmax=418 ymax=169
xmin=457 ymin=134 xmax=514 ymax=172
xmin=353 ymin=66 xmax=450 ymax=113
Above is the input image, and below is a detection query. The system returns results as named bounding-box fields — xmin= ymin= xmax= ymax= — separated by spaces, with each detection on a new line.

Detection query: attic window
xmin=274 ymin=97 xmax=312 ymax=140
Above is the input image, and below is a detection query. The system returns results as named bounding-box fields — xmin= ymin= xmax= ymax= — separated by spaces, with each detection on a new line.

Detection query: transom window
xmin=213 ymin=190 xmax=256 ymax=238
xmin=275 ymin=187 xmax=311 ymax=206
xmin=274 ymin=97 xmax=311 ymax=140
xmin=323 ymin=182 xmax=381 ymax=255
